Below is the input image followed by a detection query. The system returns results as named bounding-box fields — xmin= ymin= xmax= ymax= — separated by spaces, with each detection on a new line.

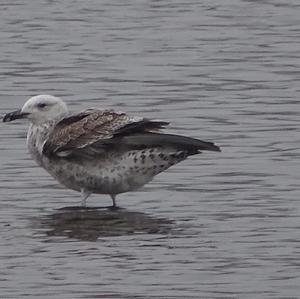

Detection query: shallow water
xmin=0 ymin=0 xmax=300 ymax=298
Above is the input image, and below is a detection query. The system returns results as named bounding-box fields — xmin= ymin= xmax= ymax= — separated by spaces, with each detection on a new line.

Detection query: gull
xmin=3 ymin=95 xmax=220 ymax=208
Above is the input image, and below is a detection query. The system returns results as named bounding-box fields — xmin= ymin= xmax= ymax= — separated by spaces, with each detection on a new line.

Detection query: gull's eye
xmin=37 ymin=103 xmax=47 ymax=109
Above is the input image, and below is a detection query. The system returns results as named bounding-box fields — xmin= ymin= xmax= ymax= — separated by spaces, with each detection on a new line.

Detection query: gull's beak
xmin=3 ymin=109 xmax=29 ymax=122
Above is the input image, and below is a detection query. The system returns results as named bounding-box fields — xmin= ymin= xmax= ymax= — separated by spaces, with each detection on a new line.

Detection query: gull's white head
xmin=3 ymin=95 xmax=69 ymax=124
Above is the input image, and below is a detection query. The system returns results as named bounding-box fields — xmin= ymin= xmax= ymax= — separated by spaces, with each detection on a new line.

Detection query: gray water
xmin=0 ymin=1 xmax=300 ymax=298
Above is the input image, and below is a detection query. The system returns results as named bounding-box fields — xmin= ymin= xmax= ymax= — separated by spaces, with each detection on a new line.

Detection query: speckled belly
xmin=40 ymin=148 xmax=188 ymax=195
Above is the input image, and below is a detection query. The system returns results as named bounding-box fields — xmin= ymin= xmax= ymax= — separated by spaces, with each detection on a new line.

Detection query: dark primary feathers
xmin=43 ymin=109 xmax=220 ymax=157
xmin=113 ymin=133 xmax=220 ymax=153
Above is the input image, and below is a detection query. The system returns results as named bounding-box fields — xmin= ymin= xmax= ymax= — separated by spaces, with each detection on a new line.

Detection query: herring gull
xmin=3 ymin=95 xmax=220 ymax=207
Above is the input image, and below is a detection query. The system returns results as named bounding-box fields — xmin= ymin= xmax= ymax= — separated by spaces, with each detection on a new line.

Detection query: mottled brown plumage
xmin=42 ymin=109 xmax=169 ymax=157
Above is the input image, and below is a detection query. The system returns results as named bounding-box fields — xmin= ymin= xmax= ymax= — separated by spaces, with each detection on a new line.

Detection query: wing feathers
xmin=43 ymin=109 xmax=166 ymax=157
xmin=114 ymin=119 xmax=169 ymax=136
xmin=133 ymin=133 xmax=221 ymax=152
xmin=98 ymin=133 xmax=221 ymax=153
xmin=43 ymin=109 xmax=220 ymax=158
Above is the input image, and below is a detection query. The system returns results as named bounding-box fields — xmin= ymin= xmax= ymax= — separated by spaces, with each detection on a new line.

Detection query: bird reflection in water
xmin=37 ymin=207 xmax=173 ymax=241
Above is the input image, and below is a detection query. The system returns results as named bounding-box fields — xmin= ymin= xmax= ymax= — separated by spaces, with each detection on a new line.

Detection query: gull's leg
xmin=110 ymin=194 xmax=117 ymax=208
xmin=81 ymin=189 xmax=91 ymax=207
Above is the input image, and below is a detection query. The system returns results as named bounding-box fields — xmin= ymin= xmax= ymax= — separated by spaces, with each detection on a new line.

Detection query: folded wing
xmin=42 ymin=109 xmax=170 ymax=157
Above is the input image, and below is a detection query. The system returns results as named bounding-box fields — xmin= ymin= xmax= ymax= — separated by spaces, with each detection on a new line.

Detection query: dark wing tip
xmin=205 ymin=142 xmax=221 ymax=152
